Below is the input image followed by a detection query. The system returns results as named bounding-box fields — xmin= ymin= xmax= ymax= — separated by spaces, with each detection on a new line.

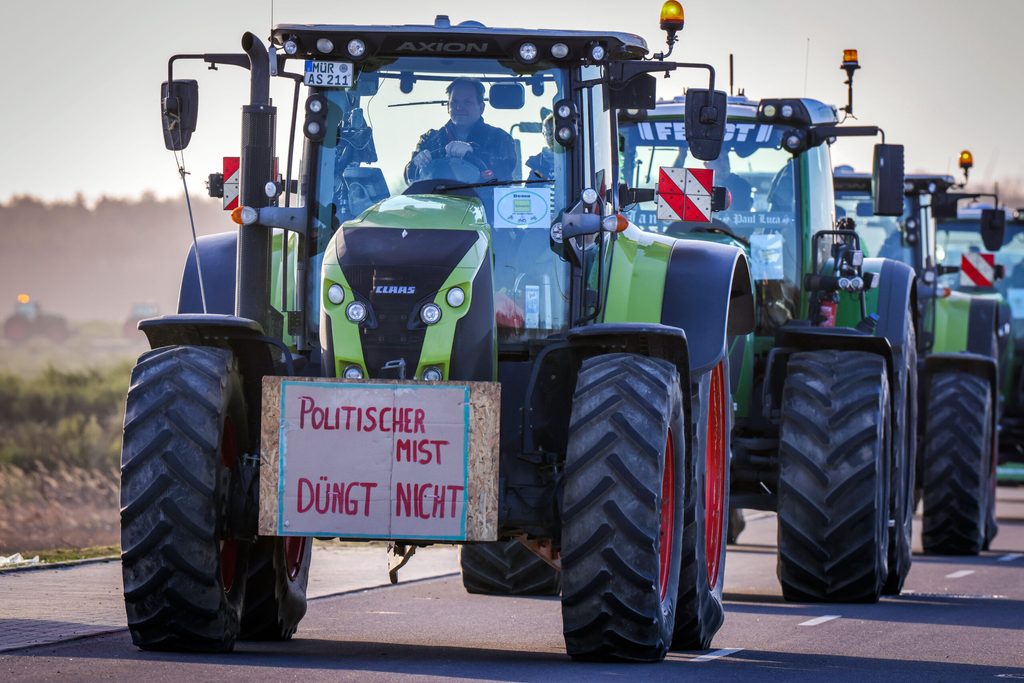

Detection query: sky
xmin=2 ymin=0 xmax=1022 ymax=204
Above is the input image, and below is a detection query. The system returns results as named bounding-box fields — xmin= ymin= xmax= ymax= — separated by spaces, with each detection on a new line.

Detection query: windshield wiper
xmin=435 ymin=178 xmax=553 ymax=192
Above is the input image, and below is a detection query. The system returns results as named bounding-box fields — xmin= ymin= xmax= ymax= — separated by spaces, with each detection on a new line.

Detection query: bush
xmin=0 ymin=362 xmax=130 ymax=472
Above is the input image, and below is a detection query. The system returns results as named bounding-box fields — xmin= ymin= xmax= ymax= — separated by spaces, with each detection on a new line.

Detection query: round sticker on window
xmin=494 ymin=188 xmax=551 ymax=228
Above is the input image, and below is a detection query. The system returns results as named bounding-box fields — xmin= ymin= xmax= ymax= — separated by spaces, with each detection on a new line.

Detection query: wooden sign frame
xmin=259 ymin=377 xmax=499 ymax=542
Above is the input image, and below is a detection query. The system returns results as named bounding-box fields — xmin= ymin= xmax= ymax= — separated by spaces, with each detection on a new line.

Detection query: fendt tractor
xmin=834 ymin=158 xmax=1007 ymax=554
xmin=120 ymin=3 xmax=755 ymax=662
xmin=932 ymin=201 xmax=1024 ymax=487
xmin=618 ymin=49 xmax=919 ymax=601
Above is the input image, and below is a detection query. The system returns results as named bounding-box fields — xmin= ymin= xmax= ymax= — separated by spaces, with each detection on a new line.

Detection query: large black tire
xmin=240 ymin=536 xmax=312 ymax=640
xmin=120 ymin=346 xmax=249 ymax=651
xmin=672 ymin=360 xmax=730 ymax=649
xmin=921 ymin=372 xmax=993 ymax=555
xmin=777 ymin=350 xmax=890 ymax=603
xmin=883 ymin=320 xmax=917 ymax=595
xmin=560 ymin=353 xmax=685 ymax=661
xmin=460 ymin=541 xmax=560 ymax=596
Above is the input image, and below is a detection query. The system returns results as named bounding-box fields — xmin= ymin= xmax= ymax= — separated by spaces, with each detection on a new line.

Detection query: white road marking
xmin=945 ymin=570 xmax=975 ymax=579
xmin=799 ymin=615 xmax=841 ymax=626
xmin=690 ymin=648 xmax=743 ymax=662
xmin=997 ymin=553 xmax=1023 ymax=562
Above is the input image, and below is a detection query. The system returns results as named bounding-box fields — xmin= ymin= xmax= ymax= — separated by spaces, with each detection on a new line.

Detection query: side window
xmin=579 ymin=66 xmax=614 ymax=213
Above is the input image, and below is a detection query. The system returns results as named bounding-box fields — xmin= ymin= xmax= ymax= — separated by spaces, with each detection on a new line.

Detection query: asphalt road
xmin=2 ymin=488 xmax=1023 ymax=682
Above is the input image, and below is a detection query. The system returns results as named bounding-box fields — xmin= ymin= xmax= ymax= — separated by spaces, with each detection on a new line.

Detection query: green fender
xmin=602 ymin=224 xmax=755 ymax=376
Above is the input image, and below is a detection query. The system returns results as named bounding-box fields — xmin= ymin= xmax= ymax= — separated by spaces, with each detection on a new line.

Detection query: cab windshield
xmin=301 ymin=57 xmax=572 ymax=342
xmin=835 ymin=190 xmax=913 ymax=262
xmin=936 ymin=217 xmax=1024 ymax=330
xmin=620 ymin=118 xmax=805 ymax=330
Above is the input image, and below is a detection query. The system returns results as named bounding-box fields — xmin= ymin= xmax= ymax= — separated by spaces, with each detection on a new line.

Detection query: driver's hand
xmin=412 ymin=149 xmax=433 ymax=169
xmin=445 ymin=140 xmax=473 ymax=159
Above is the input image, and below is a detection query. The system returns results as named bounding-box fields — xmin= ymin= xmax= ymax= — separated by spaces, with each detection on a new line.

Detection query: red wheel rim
xmin=704 ymin=363 xmax=727 ymax=589
xmin=285 ymin=537 xmax=307 ymax=581
xmin=659 ymin=430 xmax=676 ymax=602
xmin=220 ymin=416 xmax=239 ymax=592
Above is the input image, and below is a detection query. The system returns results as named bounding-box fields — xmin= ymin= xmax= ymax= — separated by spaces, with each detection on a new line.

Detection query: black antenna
xmin=729 ymin=53 xmax=734 ymax=96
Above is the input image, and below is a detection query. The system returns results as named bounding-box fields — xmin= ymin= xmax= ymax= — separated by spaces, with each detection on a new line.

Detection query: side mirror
xmin=871 ymin=143 xmax=904 ymax=216
xmin=489 ymin=83 xmax=525 ymax=110
xmin=980 ymin=208 xmax=1006 ymax=252
xmin=931 ymin=191 xmax=959 ymax=219
xmin=161 ymin=80 xmax=199 ymax=151
xmin=684 ymin=89 xmax=727 ymax=161
xmin=609 ymin=72 xmax=657 ymax=111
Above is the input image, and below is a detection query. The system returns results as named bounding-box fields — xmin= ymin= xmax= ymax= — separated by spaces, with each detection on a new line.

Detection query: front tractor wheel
xmin=777 ymin=351 xmax=890 ymax=603
xmin=120 ymin=346 xmax=250 ymax=651
xmin=921 ymin=372 xmax=994 ymax=555
xmin=560 ymin=353 xmax=685 ymax=662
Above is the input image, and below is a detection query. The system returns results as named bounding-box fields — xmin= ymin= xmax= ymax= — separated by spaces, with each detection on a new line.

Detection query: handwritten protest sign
xmin=259 ymin=377 xmax=499 ymax=542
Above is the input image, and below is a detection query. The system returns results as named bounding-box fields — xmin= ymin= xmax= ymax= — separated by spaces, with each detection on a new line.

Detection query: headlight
xmin=590 ymin=44 xmax=606 ymax=61
xmin=316 ymin=38 xmax=334 ymax=54
xmin=446 ymin=287 xmax=466 ymax=308
xmin=781 ymin=104 xmax=794 ymax=118
xmin=551 ymin=43 xmax=569 ymax=59
xmin=422 ymin=367 xmax=443 ymax=382
xmin=346 ymin=301 xmax=367 ymax=323
xmin=343 ymin=365 xmax=363 ymax=379
xmin=347 ymin=39 xmax=366 ymax=57
xmin=582 ymin=188 xmax=599 ymax=206
xmin=327 ymin=284 xmax=345 ymax=305
xmin=283 ymin=40 xmax=298 ymax=55
xmin=420 ymin=303 xmax=442 ymax=325
xmin=518 ymin=43 xmax=538 ymax=62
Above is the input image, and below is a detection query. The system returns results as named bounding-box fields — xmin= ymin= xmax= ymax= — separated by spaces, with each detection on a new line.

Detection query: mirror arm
xmin=167 ymin=53 xmax=251 ymax=85
xmin=608 ymin=60 xmax=715 ymax=92
xmin=807 ymin=124 xmax=883 ymax=146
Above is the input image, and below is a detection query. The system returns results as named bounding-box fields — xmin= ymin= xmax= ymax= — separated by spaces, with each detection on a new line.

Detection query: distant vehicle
xmin=3 ymin=294 xmax=70 ymax=343
xmin=123 ymin=303 xmax=160 ymax=339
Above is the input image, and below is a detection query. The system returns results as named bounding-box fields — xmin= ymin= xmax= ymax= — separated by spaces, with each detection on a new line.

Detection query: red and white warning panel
xmin=960 ymin=252 xmax=996 ymax=287
xmin=222 ymin=157 xmax=240 ymax=211
xmin=657 ymin=167 xmax=713 ymax=223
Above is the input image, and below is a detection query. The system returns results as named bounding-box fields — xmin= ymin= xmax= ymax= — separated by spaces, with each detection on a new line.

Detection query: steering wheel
xmin=418 ymin=157 xmax=487 ymax=184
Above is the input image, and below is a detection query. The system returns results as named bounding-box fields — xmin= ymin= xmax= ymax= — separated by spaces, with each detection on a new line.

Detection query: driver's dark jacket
xmin=405 ymin=118 xmax=518 ymax=183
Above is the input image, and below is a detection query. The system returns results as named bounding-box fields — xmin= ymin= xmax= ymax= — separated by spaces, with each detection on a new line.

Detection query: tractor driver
xmin=405 ymin=78 xmax=518 ymax=184
xmin=704 ymin=153 xmax=753 ymax=212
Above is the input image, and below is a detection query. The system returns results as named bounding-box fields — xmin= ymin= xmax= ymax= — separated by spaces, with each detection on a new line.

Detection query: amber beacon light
xmin=959 ymin=150 xmax=974 ymax=170
xmin=660 ymin=0 xmax=685 ymax=30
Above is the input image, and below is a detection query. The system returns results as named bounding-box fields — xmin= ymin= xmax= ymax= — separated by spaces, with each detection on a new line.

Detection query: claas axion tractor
xmin=120 ymin=2 xmax=754 ymax=662
xmin=618 ymin=49 xmax=920 ymax=601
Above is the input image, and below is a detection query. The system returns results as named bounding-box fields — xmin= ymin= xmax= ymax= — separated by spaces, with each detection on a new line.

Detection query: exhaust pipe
xmin=236 ymin=32 xmax=277 ymax=332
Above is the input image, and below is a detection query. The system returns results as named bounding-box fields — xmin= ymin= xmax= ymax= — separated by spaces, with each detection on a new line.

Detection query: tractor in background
xmin=834 ymin=158 xmax=1007 ymax=554
xmin=3 ymin=294 xmax=70 ymax=344
xmin=618 ymin=49 xmax=920 ymax=601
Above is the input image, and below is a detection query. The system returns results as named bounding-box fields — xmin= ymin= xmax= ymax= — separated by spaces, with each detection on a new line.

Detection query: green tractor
xmin=834 ymin=164 xmax=1008 ymax=554
xmin=121 ymin=7 xmax=754 ymax=662
xmin=617 ymin=51 xmax=919 ymax=601
xmin=928 ymin=182 xmax=1024 ymax=489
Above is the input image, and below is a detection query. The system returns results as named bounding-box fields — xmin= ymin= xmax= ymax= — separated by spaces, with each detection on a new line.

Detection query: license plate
xmin=304 ymin=60 xmax=353 ymax=88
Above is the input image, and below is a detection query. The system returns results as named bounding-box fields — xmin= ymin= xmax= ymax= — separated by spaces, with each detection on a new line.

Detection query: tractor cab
xmin=620 ymin=93 xmax=904 ymax=334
